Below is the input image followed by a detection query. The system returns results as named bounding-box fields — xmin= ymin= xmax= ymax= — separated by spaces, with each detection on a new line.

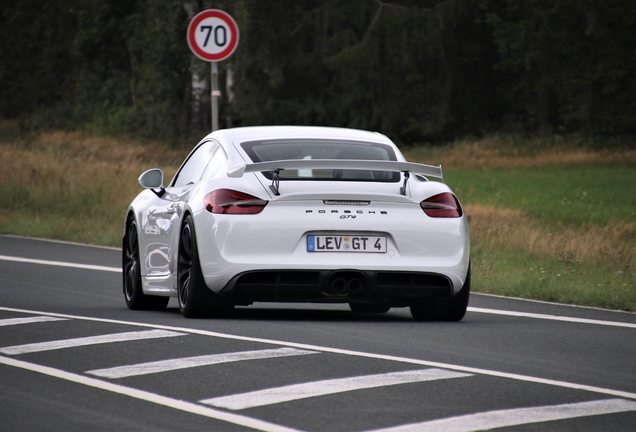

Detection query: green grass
xmin=446 ymin=165 xmax=636 ymax=226
xmin=404 ymin=138 xmax=636 ymax=311
xmin=471 ymin=247 xmax=635 ymax=310
xmin=443 ymin=165 xmax=636 ymax=310
xmin=0 ymin=211 xmax=122 ymax=246
xmin=0 ymin=165 xmax=134 ymax=247
xmin=0 ymin=122 xmax=183 ymax=247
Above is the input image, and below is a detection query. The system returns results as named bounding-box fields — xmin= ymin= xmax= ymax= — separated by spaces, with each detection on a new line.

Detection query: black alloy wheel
xmin=410 ymin=266 xmax=471 ymax=321
xmin=123 ymin=218 xmax=168 ymax=310
xmin=177 ymin=220 xmax=195 ymax=311
xmin=177 ymin=215 xmax=233 ymax=318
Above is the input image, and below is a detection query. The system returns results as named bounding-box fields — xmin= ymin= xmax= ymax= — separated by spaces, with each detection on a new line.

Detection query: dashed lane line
xmin=0 ymin=329 xmax=185 ymax=355
xmin=201 ymin=368 xmax=472 ymax=410
xmin=369 ymin=398 xmax=636 ymax=432
xmin=3 ymin=254 xmax=636 ymax=329
xmin=0 ymin=254 xmax=120 ymax=273
xmin=86 ymin=347 xmax=318 ymax=379
xmin=468 ymin=307 xmax=636 ymax=329
xmin=0 ymin=316 xmax=69 ymax=327
xmin=2 ymin=306 xmax=636 ymax=402
xmin=0 ymin=355 xmax=301 ymax=432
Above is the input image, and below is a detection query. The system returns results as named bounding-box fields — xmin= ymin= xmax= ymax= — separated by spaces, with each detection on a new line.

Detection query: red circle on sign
xmin=187 ymin=10 xmax=239 ymax=62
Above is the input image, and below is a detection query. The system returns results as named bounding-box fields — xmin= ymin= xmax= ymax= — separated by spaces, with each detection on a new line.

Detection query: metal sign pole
xmin=211 ymin=61 xmax=219 ymax=131
xmin=188 ymin=9 xmax=239 ymax=132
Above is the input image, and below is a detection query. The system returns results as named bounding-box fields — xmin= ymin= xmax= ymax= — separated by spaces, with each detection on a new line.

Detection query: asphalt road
xmin=1 ymin=235 xmax=635 ymax=431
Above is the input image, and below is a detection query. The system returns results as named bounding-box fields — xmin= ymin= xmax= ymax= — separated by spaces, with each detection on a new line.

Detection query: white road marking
xmin=0 ymin=234 xmax=119 ymax=251
xmin=0 ymin=316 xmax=68 ymax=327
xmin=86 ymin=347 xmax=318 ymax=379
xmin=3 ymin=306 xmax=636 ymax=402
xmin=469 ymin=307 xmax=636 ymax=329
xmin=4 ymin=251 xmax=635 ymax=330
xmin=369 ymin=398 xmax=636 ymax=432
xmin=0 ymin=329 xmax=184 ymax=355
xmin=0 ymin=254 xmax=120 ymax=273
xmin=201 ymin=369 xmax=472 ymax=410
xmin=3 ymin=254 xmax=635 ymax=329
xmin=0 ymin=355 xmax=300 ymax=432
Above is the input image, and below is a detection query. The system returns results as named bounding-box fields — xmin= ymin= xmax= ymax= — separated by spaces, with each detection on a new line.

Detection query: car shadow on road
xmin=162 ymin=304 xmax=420 ymax=323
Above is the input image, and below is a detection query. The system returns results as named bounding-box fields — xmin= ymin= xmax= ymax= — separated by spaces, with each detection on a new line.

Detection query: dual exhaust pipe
xmin=322 ymin=272 xmax=366 ymax=296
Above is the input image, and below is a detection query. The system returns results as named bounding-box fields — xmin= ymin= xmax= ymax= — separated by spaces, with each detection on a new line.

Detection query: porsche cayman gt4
xmin=123 ymin=126 xmax=470 ymax=320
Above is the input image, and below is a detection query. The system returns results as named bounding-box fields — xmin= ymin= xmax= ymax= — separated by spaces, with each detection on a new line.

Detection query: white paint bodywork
xmin=126 ymin=126 xmax=470 ymax=299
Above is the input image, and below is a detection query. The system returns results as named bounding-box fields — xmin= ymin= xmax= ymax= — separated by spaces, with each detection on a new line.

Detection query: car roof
xmin=206 ymin=126 xmax=394 ymax=146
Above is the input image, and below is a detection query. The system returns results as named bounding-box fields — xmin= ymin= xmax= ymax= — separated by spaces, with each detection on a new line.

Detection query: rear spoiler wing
xmin=227 ymin=159 xmax=443 ymax=179
xmin=227 ymin=159 xmax=443 ymax=197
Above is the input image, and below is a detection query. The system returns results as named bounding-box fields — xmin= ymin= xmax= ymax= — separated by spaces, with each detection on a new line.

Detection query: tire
xmin=123 ymin=218 xmax=169 ymax=311
xmin=349 ymin=302 xmax=390 ymax=314
xmin=410 ymin=267 xmax=471 ymax=322
xmin=177 ymin=215 xmax=233 ymax=318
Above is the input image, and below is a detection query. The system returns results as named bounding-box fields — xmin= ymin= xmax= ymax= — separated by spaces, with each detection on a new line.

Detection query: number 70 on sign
xmin=187 ymin=9 xmax=239 ymax=63
xmin=199 ymin=25 xmax=226 ymax=48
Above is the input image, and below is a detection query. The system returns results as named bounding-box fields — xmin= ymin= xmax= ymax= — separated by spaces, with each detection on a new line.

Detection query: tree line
xmin=2 ymin=0 xmax=635 ymax=145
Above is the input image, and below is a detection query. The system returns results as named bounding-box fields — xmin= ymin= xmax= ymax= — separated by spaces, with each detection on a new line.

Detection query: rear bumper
xmin=193 ymin=198 xmax=470 ymax=297
xmin=219 ymin=269 xmax=453 ymax=306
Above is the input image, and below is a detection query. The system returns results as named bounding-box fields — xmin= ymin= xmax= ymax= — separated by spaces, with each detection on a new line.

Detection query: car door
xmin=141 ymin=141 xmax=220 ymax=287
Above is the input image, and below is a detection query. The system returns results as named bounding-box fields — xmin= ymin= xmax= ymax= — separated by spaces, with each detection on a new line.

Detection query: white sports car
xmin=123 ymin=126 xmax=470 ymax=320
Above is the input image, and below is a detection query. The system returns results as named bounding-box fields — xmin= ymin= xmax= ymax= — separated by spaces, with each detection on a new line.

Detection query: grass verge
xmin=1 ymin=123 xmax=634 ymax=311
xmin=466 ymin=204 xmax=635 ymax=310
xmin=405 ymin=135 xmax=636 ymax=311
xmin=0 ymin=121 xmax=182 ymax=246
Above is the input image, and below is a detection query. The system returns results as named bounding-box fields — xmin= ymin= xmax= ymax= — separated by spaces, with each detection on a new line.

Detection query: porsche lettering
xmin=305 ymin=210 xmax=388 ymax=214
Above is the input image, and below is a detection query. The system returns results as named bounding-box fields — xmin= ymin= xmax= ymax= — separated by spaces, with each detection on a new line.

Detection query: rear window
xmin=240 ymin=140 xmax=400 ymax=182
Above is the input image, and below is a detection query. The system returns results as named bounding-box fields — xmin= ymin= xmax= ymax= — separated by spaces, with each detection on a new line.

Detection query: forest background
xmin=3 ymin=0 xmax=636 ymax=143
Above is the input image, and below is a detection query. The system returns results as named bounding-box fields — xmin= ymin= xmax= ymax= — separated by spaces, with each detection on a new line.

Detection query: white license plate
xmin=307 ymin=235 xmax=386 ymax=253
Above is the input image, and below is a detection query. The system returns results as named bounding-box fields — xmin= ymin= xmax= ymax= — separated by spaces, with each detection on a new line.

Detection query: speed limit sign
xmin=187 ymin=9 xmax=239 ymax=62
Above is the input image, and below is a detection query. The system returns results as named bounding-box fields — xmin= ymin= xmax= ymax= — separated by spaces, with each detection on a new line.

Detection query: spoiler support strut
xmin=400 ymin=171 xmax=410 ymax=196
xmin=269 ymin=169 xmax=281 ymax=196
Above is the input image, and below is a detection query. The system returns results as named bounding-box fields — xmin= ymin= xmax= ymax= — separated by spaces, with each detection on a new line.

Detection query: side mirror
xmin=138 ymin=169 xmax=165 ymax=197
xmin=139 ymin=169 xmax=164 ymax=188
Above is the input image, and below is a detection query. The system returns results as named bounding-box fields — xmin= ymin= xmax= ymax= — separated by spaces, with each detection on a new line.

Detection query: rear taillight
xmin=204 ymin=189 xmax=268 ymax=214
xmin=420 ymin=193 xmax=463 ymax=218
